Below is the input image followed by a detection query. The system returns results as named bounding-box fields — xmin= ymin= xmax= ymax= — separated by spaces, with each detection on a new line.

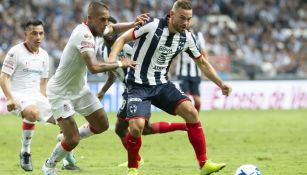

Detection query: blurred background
xmin=1 ymin=0 xmax=306 ymax=80
xmin=0 ymin=0 xmax=306 ymax=112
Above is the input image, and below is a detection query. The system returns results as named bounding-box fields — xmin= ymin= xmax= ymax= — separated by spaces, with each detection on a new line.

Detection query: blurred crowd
xmin=0 ymin=0 xmax=306 ymax=80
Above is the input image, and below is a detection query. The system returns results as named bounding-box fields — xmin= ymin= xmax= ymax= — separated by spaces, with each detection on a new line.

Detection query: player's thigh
xmin=115 ymin=118 xmax=129 ymax=137
xmin=84 ymin=108 xmax=109 ymax=132
xmin=73 ymin=88 xmax=102 ymax=117
xmin=126 ymin=85 xmax=151 ymax=119
xmin=175 ymin=100 xmax=199 ymax=123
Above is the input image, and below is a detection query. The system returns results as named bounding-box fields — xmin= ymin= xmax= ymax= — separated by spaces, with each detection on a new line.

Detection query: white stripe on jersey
xmin=129 ymin=16 xmax=201 ymax=85
xmin=176 ymin=31 xmax=204 ymax=78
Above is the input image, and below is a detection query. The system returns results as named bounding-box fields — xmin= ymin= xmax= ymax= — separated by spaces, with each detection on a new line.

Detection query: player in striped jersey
xmin=176 ymin=29 xmax=206 ymax=112
xmin=108 ymin=1 xmax=231 ymax=175
xmin=96 ymin=23 xmax=187 ymax=167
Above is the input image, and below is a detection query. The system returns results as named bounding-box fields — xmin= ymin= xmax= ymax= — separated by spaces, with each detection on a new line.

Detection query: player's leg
xmin=43 ymin=117 xmax=79 ymax=175
xmin=19 ymin=105 xmax=40 ymax=171
xmin=192 ymin=95 xmax=201 ymax=112
xmin=175 ymin=101 xmax=225 ymax=175
xmin=190 ymin=78 xmax=201 ymax=112
xmin=142 ymin=121 xmax=187 ymax=135
xmin=84 ymin=108 xmax=109 ymax=135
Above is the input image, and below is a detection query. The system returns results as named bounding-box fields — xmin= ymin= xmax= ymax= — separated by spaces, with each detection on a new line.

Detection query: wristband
xmin=117 ymin=60 xmax=123 ymax=67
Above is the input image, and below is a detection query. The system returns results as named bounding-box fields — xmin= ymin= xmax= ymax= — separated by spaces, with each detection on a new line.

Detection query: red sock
xmin=151 ymin=122 xmax=187 ymax=134
xmin=186 ymin=122 xmax=207 ymax=168
xmin=121 ymin=134 xmax=141 ymax=161
xmin=22 ymin=122 xmax=35 ymax=130
xmin=126 ymin=133 xmax=142 ymax=168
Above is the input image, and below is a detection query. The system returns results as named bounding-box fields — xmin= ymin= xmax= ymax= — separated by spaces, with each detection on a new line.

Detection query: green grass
xmin=0 ymin=110 xmax=307 ymax=175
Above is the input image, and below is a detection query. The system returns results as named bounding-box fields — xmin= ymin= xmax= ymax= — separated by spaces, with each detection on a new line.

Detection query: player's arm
xmin=81 ymin=51 xmax=136 ymax=74
xmin=108 ymin=29 xmax=134 ymax=62
xmin=0 ymin=72 xmax=17 ymax=111
xmin=40 ymin=78 xmax=48 ymax=97
xmin=194 ymin=56 xmax=231 ymax=96
xmin=97 ymin=71 xmax=117 ymax=101
xmin=105 ymin=13 xmax=149 ymax=35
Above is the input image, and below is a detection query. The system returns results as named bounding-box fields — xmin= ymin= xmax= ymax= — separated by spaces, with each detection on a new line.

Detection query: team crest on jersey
xmin=8 ymin=53 xmax=14 ymax=58
xmin=84 ymin=33 xmax=92 ymax=39
xmin=129 ymin=104 xmax=137 ymax=114
xmin=63 ymin=104 xmax=70 ymax=112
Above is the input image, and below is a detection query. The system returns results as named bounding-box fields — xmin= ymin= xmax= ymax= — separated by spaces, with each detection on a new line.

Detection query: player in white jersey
xmin=0 ymin=19 xmax=74 ymax=172
xmin=0 ymin=18 xmax=81 ymax=172
xmin=42 ymin=1 xmax=147 ymax=175
xmin=176 ymin=29 xmax=206 ymax=112
xmin=108 ymin=1 xmax=231 ymax=175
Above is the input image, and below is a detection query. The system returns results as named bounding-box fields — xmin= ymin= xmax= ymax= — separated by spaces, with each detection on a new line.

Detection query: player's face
xmin=24 ymin=25 xmax=44 ymax=50
xmin=170 ymin=8 xmax=192 ymax=33
xmin=89 ymin=8 xmax=109 ymax=36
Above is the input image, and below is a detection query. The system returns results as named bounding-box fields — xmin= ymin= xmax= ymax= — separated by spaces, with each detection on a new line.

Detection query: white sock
xmin=46 ymin=142 xmax=69 ymax=168
xmin=21 ymin=119 xmax=36 ymax=154
xmin=78 ymin=123 xmax=95 ymax=139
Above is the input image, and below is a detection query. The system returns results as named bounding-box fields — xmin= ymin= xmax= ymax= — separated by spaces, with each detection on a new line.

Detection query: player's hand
xmin=97 ymin=92 xmax=105 ymax=101
xmin=220 ymin=83 xmax=232 ymax=96
xmin=133 ymin=13 xmax=149 ymax=27
xmin=6 ymin=99 xmax=17 ymax=112
xmin=120 ymin=57 xmax=137 ymax=69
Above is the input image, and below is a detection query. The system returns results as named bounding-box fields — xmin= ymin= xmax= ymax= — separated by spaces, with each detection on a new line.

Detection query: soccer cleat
xmin=42 ymin=161 xmax=57 ymax=175
xmin=118 ymin=157 xmax=144 ymax=167
xmin=62 ymin=157 xmax=81 ymax=171
xmin=62 ymin=163 xmax=81 ymax=171
xmin=127 ymin=168 xmax=138 ymax=175
xmin=200 ymin=160 xmax=226 ymax=175
xmin=20 ymin=152 xmax=33 ymax=171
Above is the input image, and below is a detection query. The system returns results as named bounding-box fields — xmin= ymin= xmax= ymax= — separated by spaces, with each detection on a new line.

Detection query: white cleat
xmin=42 ymin=162 xmax=57 ymax=175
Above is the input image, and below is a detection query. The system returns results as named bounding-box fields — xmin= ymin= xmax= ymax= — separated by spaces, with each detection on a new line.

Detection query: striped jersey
xmin=129 ymin=16 xmax=202 ymax=85
xmin=176 ymin=31 xmax=205 ymax=78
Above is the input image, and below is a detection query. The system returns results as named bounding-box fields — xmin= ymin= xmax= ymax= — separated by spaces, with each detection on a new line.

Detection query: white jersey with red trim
xmin=1 ymin=43 xmax=49 ymax=94
xmin=47 ymin=23 xmax=103 ymax=95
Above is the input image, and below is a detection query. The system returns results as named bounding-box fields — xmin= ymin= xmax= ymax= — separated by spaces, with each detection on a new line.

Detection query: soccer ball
xmin=235 ymin=164 xmax=261 ymax=175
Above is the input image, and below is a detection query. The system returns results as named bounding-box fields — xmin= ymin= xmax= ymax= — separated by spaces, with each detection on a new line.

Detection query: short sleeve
xmin=1 ymin=49 xmax=18 ymax=76
xmin=75 ymin=30 xmax=95 ymax=53
xmin=132 ymin=17 xmax=155 ymax=40
xmin=185 ymin=32 xmax=202 ymax=60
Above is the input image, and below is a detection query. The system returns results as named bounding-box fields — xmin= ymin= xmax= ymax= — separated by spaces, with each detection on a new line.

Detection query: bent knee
xmin=94 ymin=122 xmax=109 ymax=134
xmin=129 ymin=127 xmax=143 ymax=138
xmin=65 ymin=135 xmax=80 ymax=149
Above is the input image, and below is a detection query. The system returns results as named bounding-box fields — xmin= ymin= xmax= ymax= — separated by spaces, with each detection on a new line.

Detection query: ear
xmin=170 ymin=10 xmax=175 ymax=17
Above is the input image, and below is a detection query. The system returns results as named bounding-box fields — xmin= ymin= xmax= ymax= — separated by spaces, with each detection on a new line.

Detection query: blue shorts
xmin=119 ymin=81 xmax=190 ymax=120
xmin=178 ymin=76 xmax=201 ymax=96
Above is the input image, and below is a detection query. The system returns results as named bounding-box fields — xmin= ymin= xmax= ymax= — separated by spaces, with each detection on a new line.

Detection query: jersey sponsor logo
xmin=22 ymin=68 xmax=43 ymax=74
xmin=80 ymin=41 xmax=95 ymax=49
xmin=153 ymin=65 xmax=165 ymax=70
xmin=128 ymin=98 xmax=142 ymax=102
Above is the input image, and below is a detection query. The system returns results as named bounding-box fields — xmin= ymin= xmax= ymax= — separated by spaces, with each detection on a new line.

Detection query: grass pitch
xmin=0 ymin=109 xmax=306 ymax=175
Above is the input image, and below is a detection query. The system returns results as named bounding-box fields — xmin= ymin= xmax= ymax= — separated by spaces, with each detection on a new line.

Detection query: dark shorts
xmin=118 ymin=81 xmax=190 ymax=120
xmin=178 ymin=76 xmax=201 ymax=96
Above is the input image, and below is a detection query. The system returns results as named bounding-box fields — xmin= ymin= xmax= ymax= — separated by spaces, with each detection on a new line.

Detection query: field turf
xmin=0 ymin=109 xmax=306 ymax=175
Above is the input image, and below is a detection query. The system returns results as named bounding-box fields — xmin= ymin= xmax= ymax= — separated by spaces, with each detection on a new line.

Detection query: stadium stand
xmin=0 ymin=0 xmax=306 ymax=80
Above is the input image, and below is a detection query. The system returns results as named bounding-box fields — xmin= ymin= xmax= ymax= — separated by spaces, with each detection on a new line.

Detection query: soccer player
xmin=108 ymin=1 xmax=232 ymax=175
xmin=176 ymin=29 xmax=206 ymax=112
xmin=41 ymin=1 xmax=147 ymax=175
xmin=0 ymin=19 xmax=78 ymax=172
xmin=97 ymin=36 xmax=187 ymax=167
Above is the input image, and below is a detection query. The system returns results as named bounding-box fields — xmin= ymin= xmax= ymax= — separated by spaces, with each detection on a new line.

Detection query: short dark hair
xmin=23 ymin=19 xmax=44 ymax=31
xmin=173 ymin=0 xmax=192 ymax=10
xmin=88 ymin=0 xmax=109 ymax=16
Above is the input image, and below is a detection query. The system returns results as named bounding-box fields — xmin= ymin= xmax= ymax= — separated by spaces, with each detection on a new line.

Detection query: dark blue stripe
xmin=164 ymin=32 xmax=186 ymax=80
xmin=139 ymin=19 xmax=165 ymax=85
xmin=127 ymin=35 xmax=147 ymax=83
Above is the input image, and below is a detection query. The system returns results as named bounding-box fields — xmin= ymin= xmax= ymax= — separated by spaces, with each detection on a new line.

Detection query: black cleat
xmin=20 ymin=152 xmax=33 ymax=171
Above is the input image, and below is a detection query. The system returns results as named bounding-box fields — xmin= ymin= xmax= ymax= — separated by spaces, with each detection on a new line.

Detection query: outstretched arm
xmin=108 ymin=29 xmax=134 ymax=62
xmin=194 ymin=55 xmax=232 ymax=96
xmin=105 ymin=13 xmax=149 ymax=35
